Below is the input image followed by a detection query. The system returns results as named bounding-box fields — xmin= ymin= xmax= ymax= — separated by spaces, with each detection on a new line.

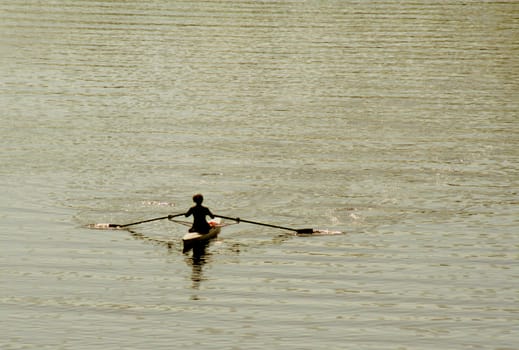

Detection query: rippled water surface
xmin=1 ymin=1 xmax=518 ymax=349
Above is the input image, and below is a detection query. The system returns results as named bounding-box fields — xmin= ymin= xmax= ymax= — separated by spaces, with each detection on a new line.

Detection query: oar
xmin=92 ymin=213 xmax=185 ymax=229
xmin=214 ymin=215 xmax=314 ymax=234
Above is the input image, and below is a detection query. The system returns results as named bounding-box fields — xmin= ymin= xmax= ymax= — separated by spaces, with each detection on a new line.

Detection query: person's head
xmin=193 ymin=193 xmax=204 ymax=204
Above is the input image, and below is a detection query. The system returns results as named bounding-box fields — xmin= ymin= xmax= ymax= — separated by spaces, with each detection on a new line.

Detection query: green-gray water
xmin=1 ymin=1 xmax=518 ymax=349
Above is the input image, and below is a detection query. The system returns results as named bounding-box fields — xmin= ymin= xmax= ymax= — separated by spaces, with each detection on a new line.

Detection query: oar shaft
xmin=117 ymin=216 xmax=169 ymax=228
xmin=240 ymin=218 xmax=298 ymax=232
xmin=117 ymin=213 xmax=185 ymax=228
xmin=215 ymin=215 xmax=305 ymax=233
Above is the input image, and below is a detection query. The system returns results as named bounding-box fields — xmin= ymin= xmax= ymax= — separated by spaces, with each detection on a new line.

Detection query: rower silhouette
xmin=185 ymin=194 xmax=215 ymax=234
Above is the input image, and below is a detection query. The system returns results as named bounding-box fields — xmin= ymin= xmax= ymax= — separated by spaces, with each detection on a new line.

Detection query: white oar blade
xmin=88 ymin=223 xmax=119 ymax=229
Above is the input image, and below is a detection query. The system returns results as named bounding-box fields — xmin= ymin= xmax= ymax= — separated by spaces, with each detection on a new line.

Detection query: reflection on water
xmin=186 ymin=248 xmax=210 ymax=300
xmin=186 ymin=239 xmax=243 ymax=297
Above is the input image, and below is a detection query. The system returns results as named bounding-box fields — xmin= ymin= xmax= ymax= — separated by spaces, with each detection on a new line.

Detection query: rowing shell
xmin=182 ymin=218 xmax=222 ymax=253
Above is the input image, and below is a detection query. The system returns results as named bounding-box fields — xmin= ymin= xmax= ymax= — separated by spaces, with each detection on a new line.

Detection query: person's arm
xmin=207 ymin=207 xmax=215 ymax=219
xmin=185 ymin=207 xmax=192 ymax=217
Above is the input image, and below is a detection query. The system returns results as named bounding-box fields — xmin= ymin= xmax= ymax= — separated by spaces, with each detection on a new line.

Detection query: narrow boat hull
xmin=182 ymin=219 xmax=222 ymax=253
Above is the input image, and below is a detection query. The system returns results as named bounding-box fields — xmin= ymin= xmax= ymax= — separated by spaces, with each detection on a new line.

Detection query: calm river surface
xmin=1 ymin=1 xmax=518 ymax=349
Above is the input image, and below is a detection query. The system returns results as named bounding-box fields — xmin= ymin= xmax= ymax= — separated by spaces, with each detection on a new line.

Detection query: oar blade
xmin=295 ymin=228 xmax=315 ymax=234
xmin=88 ymin=223 xmax=121 ymax=229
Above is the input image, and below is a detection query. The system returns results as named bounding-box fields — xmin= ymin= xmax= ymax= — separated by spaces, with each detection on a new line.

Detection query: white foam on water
xmin=311 ymin=229 xmax=344 ymax=236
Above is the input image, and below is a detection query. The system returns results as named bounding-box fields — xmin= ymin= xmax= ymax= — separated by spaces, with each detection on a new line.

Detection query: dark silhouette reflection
xmin=185 ymin=242 xmax=211 ymax=299
xmin=126 ymin=228 xmax=240 ymax=300
xmin=184 ymin=240 xmax=241 ymax=299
